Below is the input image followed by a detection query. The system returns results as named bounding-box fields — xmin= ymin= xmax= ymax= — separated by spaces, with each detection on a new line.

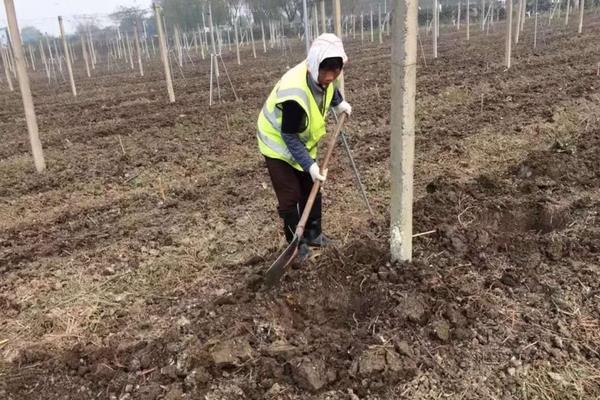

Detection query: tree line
xmin=15 ymin=0 xmax=560 ymax=44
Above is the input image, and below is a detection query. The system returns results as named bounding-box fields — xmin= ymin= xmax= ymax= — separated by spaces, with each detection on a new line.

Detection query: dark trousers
xmin=264 ymin=156 xmax=322 ymax=243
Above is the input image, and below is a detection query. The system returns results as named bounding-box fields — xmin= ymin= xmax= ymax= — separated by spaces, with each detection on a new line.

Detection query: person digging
xmin=257 ymin=33 xmax=352 ymax=262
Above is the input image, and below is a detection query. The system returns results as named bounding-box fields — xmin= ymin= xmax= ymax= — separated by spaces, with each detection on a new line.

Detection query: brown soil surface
xmin=1 ymin=18 xmax=600 ymax=400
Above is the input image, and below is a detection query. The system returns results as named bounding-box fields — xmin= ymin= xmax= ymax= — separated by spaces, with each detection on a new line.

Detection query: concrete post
xmin=58 ymin=16 xmax=76 ymax=96
xmin=391 ymin=0 xmax=418 ymax=262
xmin=153 ymin=3 xmax=175 ymax=102
xmin=505 ymin=0 xmax=513 ymax=68
xmin=4 ymin=0 xmax=46 ymax=172
xmin=134 ymin=22 xmax=144 ymax=76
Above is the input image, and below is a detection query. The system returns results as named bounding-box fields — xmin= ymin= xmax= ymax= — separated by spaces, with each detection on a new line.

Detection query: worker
xmin=257 ymin=33 xmax=352 ymax=260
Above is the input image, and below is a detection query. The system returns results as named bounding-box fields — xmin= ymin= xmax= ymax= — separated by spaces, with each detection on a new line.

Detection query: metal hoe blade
xmin=264 ymin=234 xmax=299 ymax=288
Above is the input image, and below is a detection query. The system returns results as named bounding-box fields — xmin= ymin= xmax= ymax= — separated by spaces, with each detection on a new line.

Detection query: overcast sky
xmin=0 ymin=0 xmax=152 ymax=35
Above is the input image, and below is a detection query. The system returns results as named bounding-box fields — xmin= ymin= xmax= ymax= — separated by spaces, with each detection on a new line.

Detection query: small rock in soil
xmin=138 ymin=383 xmax=162 ymax=400
xmin=128 ymin=358 xmax=141 ymax=372
xmin=454 ymin=327 xmax=472 ymax=340
xmin=210 ymin=337 xmax=253 ymax=367
xmin=102 ymin=266 xmax=116 ymax=275
xmin=394 ymin=339 xmax=414 ymax=358
xmin=266 ymin=383 xmax=283 ymax=397
xmin=552 ymin=336 xmax=564 ymax=349
xmin=547 ymin=371 xmax=566 ymax=384
xmin=396 ymin=295 xmax=429 ymax=324
xmin=451 ymin=236 xmax=467 ymax=253
xmin=326 ymin=368 xmax=337 ymax=383
xmin=164 ymin=385 xmax=184 ymax=400
xmin=176 ymin=352 xmax=192 ymax=376
xmin=265 ymin=340 xmax=299 ymax=358
xmin=194 ymin=366 xmax=212 ymax=383
xmin=161 ymin=364 xmax=178 ymax=379
xmin=540 ymin=341 xmax=552 ymax=354
xmin=444 ymin=305 xmax=467 ymax=328
xmin=538 ymin=203 xmax=569 ymax=233
xmin=94 ymin=363 xmax=116 ymax=380
xmin=357 ymin=349 xmax=386 ymax=376
xmin=377 ymin=271 xmax=390 ymax=281
xmin=546 ymin=240 xmax=564 ymax=260
xmin=510 ymin=357 xmax=522 ymax=368
xmin=62 ymin=350 xmax=80 ymax=370
xmin=369 ymin=273 xmax=378 ymax=284
xmin=385 ymin=350 xmax=403 ymax=372
xmin=214 ymin=294 xmax=236 ymax=306
xmin=388 ymin=268 xmax=399 ymax=283
xmin=291 ymin=356 xmax=327 ymax=392
xmin=500 ymin=272 xmax=520 ymax=287
xmin=176 ymin=316 xmax=191 ymax=330
xmin=550 ymin=348 xmax=563 ymax=359
xmin=431 ymin=320 xmax=451 ymax=342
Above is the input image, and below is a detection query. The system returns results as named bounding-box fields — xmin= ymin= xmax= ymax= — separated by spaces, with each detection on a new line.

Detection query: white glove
xmin=333 ymin=100 xmax=352 ymax=117
xmin=309 ymin=163 xmax=327 ymax=182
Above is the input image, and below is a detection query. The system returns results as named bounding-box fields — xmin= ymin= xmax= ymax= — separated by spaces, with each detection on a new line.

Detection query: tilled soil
xmin=1 ymin=18 xmax=600 ymax=400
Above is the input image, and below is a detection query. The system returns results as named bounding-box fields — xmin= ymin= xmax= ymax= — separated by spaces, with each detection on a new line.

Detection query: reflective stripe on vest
xmin=256 ymin=129 xmax=293 ymax=161
xmin=261 ymin=103 xmax=281 ymax=130
xmin=261 ymin=104 xmax=309 ymax=144
xmin=261 ymin=88 xmax=310 ymax=129
xmin=277 ymin=88 xmax=310 ymax=111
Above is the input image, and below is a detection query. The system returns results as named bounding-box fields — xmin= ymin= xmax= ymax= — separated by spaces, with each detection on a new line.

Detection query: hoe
xmin=265 ymin=113 xmax=347 ymax=287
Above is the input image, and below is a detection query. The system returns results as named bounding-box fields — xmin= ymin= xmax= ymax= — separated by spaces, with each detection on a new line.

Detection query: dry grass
xmin=4 ymin=260 xmax=181 ymax=359
xmin=441 ymin=86 xmax=472 ymax=105
xmin=520 ymin=361 xmax=600 ymax=400
xmin=465 ymin=126 xmax=541 ymax=172
xmin=543 ymin=94 xmax=600 ymax=154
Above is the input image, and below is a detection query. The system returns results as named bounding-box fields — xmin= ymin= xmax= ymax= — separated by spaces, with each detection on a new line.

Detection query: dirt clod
xmin=94 ymin=363 xmax=116 ymax=380
xmin=164 ymin=385 xmax=184 ymax=400
xmin=395 ymin=295 xmax=429 ymax=324
xmin=291 ymin=356 xmax=328 ymax=392
xmin=210 ymin=337 xmax=253 ymax=367
xmin=431 ymin=320 xmax=451 ymax=342
xmin=394 ymin=340 xmax=414 ymax=358
xmin=137 ymin=383 xmax=162 ymax=400
xmin=264 ymin=340 xmax=300 ymax=358
xmin=355 ymin=349 xmax=387 ymax=377
xmin=161 ymin=364 xmax=178 ymax=379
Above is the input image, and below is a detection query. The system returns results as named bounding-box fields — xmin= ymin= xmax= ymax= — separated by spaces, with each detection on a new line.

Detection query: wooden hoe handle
xmin=295 ymin=113 xmax=348 ymax=236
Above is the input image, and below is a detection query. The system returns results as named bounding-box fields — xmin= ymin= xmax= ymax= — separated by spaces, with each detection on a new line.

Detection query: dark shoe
xmin=303 ymin=218 xmax=335 ymax=247
xmin=291 ymin=242 xmax=311 ymax=269
xmin=304 ymin=218 xmax=322 ymax=245
xmin=298 ymin=242 xmax=311 ymax=261
xmin=305 ymin=232 xmax=336 ymax=247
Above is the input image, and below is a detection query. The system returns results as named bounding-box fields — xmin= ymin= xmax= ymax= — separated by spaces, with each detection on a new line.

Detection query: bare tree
xmin=280 ymin=0 xmax=302 ymax=22
xmin=109 ymin=6 xmax=148 ymax=34
xmin=248 ymin=0 xmax=283 ymax=23
xmin=226 ymin=0 xmax=246 ymax=21
xmin=158 ymin=0 xmax=229 ymax=28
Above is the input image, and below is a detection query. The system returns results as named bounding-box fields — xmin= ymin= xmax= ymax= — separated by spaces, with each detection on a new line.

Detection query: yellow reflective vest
xmin=257 ymin=62 xmax=335 ymax=171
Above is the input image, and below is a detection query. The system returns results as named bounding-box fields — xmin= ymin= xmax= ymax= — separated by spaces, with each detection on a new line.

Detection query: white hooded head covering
xmin=306 ymin=33 xmax=348 ymax=83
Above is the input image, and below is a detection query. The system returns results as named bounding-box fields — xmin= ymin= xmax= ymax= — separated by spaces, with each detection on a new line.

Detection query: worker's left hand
xmin=333 ymin=101 xmax=352 ymax=117
xmin=309 ymin=163 xmax=327 ymax=182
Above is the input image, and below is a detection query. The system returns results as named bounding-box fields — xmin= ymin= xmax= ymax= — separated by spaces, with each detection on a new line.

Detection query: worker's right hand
xmin=309 ymin=163 xmax=327 ymax=182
